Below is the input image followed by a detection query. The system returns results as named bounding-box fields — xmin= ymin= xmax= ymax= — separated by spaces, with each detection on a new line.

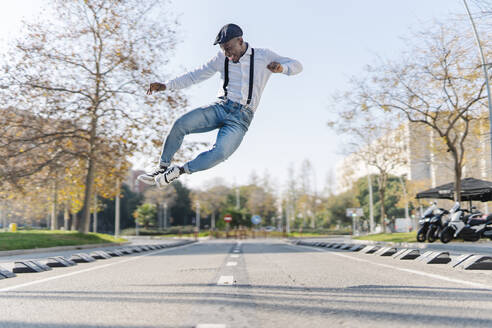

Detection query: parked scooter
xmin=439 ymin=203 xmax=488 ymax=243
xmin=425 ymin=208 xmax=450 ymax=243
xmin=417 ymin=202 xmax=438 ymax=242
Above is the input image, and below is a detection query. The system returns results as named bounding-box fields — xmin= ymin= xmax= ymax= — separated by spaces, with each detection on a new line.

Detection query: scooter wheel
xmin=440 ymin=226 xmax=454 ymax=244
xmin=417 ymin=227 xmax=427 ymax=242
xmin=426 ymin=226 xmax=437 ymax=243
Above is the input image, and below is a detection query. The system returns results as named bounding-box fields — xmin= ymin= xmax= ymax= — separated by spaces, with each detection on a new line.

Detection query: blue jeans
xmin=160 ymin=99 xmax=254 ymax=174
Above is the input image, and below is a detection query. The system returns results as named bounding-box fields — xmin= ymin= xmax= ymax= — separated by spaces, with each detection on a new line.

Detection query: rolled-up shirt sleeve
xmin=165 ymin=52 xmax=221 ymax=90
xmin=266 ymin=49 xmax=303 ymax=76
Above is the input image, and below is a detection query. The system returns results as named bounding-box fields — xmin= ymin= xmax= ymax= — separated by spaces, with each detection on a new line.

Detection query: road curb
xmin=288 ymin=236 xmax=492 ymax=254
xmin=0 ymin=242 xmax=131 ymax=257
xmin=349 ymin=238 xmax=492 ymax=254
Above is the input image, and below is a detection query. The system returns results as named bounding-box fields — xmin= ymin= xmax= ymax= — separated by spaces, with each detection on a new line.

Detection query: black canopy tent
xmin=416 ymin=177 xmax=492 ymax=202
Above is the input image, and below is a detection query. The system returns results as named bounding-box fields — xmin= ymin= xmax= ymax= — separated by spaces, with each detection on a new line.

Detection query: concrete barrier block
xmin=397 ymin=249 xmax=420 ymax=260
xmin=13 ymin=261 xmax=44 ymax=273
xmin=46 ymin=256 xmax=76 ymax=267
xmin=341 ymin=244 xmax=354 ymax=250
xmin=374 ymin=247 xmax=398 ymax=256
xmin=392 ymin=249 xmax=409 ymax=259
xmin=450 ymin=254 xmax=475 ymax=268
xmin=349 ymin=244 xmax=366 ymax=252
xmin=361 ymin=245 xmax=380 ymax=254
xmin=70 ymin=253 xmax=96 ymax=263
xmin=0 ymin=265 xmax=16 ymax=278
xmin=106 ymin=249 xmax=124 ymax=257
xmin=458 ymin=255 xmax=492 ymax=270
xmin=90 ymin=251 xmax=112 ymax=260
xmin=424 ymin=252 xmax=451 ymax=264
xmin=416 ymin=251 xmax=435 ymax=262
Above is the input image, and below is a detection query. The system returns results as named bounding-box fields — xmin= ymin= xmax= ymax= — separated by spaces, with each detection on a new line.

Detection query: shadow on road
xmin=0 ymin=322 xmax=183 ymax=328
xmin=4 ymin=283 xmax=492 ymax=327
xmin=147 ymin=241 xmax=323 ymax=256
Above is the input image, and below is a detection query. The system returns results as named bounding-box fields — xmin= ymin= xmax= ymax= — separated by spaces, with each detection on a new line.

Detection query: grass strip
xmin=353 ymin=232 xmax=417 ymax=243
xmin=0 ymin=230 xmax=126 ymax=251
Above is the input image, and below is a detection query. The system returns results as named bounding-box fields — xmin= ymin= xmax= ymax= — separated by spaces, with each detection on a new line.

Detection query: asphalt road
xmin=2 ymin=239 xmax=492 ymax=328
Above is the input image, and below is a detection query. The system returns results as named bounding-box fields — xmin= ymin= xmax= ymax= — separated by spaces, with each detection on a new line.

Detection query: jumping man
xmin=138 ymin=23 xmax=303 ymax=188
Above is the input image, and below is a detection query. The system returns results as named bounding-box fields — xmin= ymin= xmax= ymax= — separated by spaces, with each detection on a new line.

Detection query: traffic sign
xmin=224 ymin=215 xmax=232 ymax=222
xmin=346 ymin=208 xmax=363 ymax=217
xmin=251 ymin=215 xmax=261 ymax=225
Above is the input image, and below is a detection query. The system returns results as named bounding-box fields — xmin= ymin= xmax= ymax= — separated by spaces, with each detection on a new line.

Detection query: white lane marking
xmin=288 ymin=243 xmax=492 ymax=291
xmin=226 ymin=262 xmax=237 ymax=266
xmin=230 ymin=254 xmax=239 ymax=258
xmin=196 ymin=324 xmax=226 ymax=328
xmin=0 ymin=243 xmax=194 ymax=293
xmin=217 ymin=275 xmax=234 ymax=285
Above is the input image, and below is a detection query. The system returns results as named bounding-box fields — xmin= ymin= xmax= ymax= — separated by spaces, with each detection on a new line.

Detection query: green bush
xmin=121 ymin=225 xmax=197 ymax=236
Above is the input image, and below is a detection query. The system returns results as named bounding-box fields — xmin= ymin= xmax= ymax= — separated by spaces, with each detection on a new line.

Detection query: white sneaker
xmin=137 ymin=165 xmax=167 ymax=186
xmin=155 ymin=166 xmax=181 ymax=188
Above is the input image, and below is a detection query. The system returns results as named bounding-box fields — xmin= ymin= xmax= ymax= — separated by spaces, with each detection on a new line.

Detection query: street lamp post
xmin=163 ymin=202 xmax=168 ymax=229
xmin=285 ymin=205 xmax=291 ymax=234
xmin=463 ymin=0 xmax=492 ymax=176
xmin=93 ymin=188 xmax=98 ymax=233
xmin=195 ymin=201 xmax=200 ymax=231
xmin=115 ymin=176 xmax=121 ymax=238
xmin=235 ymin=188 xmax=240 ymax=209
xmin=367 ymin=174 xmax=375 ymax=233
xmin=398 ymin=174 xmax=410 ymax=220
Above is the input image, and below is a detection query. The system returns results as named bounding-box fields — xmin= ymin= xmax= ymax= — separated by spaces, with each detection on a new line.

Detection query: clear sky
xmin=0 ymin=0 xmax=468 ymax=192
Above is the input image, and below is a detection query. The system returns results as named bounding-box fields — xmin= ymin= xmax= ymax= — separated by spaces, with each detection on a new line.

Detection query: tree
xmin=325 ymin=191 xmax=357 ymax=228
xmin=243 ymin=183 xmax=277 ymax=226
xmin=355 ymin=24 xmax=489 ymax=201
xmin=133 ymin=203 xmax=156 ymax=229
xmin=191 ymin=184 xmax=230 ymax=229
xmin=98 ymin=183 xmax=142 ymax=232
xmin=170 ymin=181 xmax=193 ymax=226
xmin=144 ymin=185 xmax=177 ymax=228
xmin=354 ymin=175 xmax=406 ymax=228
xmin=328 ymin=98 xmax=407 ymax=231
xmin=0 ymin=0 xmax=195 ymax=232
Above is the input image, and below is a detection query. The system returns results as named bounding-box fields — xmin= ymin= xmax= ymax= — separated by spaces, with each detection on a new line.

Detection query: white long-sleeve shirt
xmin=164 ymin=45 xmax=303 ymax=111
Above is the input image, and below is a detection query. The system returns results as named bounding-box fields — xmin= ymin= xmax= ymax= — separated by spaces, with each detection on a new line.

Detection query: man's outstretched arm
xmin=265 ymin=49 xmax=303 ymax=75
xmin=147 ymin=53 xmax=221 ymax=94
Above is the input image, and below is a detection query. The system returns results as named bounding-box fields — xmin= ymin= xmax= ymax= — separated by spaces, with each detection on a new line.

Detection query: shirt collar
xmin=244 ymin=43 xmax=252 ymax=56
xmin=236 ymin=43 xmax=252 ymax=62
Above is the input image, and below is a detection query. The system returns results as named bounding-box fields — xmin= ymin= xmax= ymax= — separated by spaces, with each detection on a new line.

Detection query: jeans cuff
xmin=183 ymin=163 xmax=192 ymax=174
xmin=160 ymin=161 xmax=170 ymax=168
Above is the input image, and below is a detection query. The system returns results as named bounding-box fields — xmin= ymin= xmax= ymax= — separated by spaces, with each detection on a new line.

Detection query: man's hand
xmin=146 ymin=82 xmax=166 ymax=95
xmin=267 ymin=62 xmax=283 ymax=73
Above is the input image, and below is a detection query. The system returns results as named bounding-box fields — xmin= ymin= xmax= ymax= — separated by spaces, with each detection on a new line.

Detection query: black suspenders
xmin=223 ymin=57 xmax=229 ymax=97
xmin=247 ymin=48 xmax=254 ymax=105
xmin=222 ymin=48 xmax=254 ymax=105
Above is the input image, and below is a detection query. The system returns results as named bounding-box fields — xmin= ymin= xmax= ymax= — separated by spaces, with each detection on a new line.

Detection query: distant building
xmin=335 ymin=121 xmax=491 ymax=194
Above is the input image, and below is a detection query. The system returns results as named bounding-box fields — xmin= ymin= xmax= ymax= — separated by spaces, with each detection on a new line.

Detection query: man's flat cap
xmin=214 ymin=23 xmax=243 ymax=45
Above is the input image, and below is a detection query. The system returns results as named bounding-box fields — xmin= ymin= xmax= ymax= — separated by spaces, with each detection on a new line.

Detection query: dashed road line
xmin=226 ymin=261 xmax=237 ymax=266
xmin=217 ymin=275 xmax=234 ymax=285
xmin=230 ymin=254 xmax=239 ymax=258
